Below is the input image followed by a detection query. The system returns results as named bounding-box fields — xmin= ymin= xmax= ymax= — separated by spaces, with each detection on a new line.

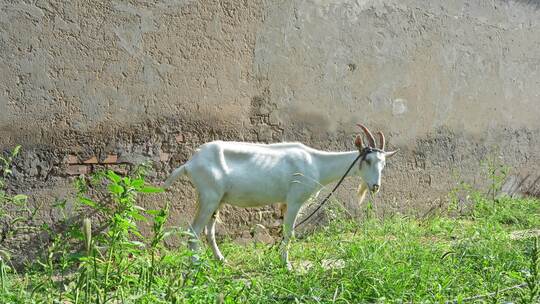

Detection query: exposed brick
xmin=66 ymin=165 xmax=90 ymax=175
xmin=83 ymin=156 xmax=98 ymax=164
xmin=175 ymin=133 xmax=185 ymax=143
xmin=102 ymin=154 xmax=118 ymax=164
xmin=107 ymin=164 xmax=129 ymax=175
xmin=159 ymin=152 xmax=170 ymax=162
xmin=66 ymin=154 xmax=79 ymax=164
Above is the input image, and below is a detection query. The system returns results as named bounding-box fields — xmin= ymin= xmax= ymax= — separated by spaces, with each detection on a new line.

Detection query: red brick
xmin=66 ymin=165 xmax=89 ymax=175
xmin=66 ymin=154 xmax=79 ymax=164
xmin=159 ymin=152 xmax=170 ymax=162
xmin=107 ymin=164 xmax=129 ymax=175
xmin=83 ymin=156 xmax=99 ymax=164
xmin=102 ymin=154 xmax=118 ymax=164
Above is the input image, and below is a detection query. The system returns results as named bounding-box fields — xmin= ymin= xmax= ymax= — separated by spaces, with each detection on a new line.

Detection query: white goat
xmin=164 ymin=124 xmax=398 ymax=268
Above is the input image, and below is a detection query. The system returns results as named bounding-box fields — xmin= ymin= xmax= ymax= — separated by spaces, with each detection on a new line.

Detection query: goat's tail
xmin=163 ymin=165 xmax=187 ymax=189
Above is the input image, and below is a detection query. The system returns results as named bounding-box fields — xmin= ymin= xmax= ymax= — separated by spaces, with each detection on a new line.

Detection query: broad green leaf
xmin=107 ymin=170 xmax=121 ymax=183
xmin=108 ymin=183 xmax=124 ymax=195
xmin=131 ymin=178 xmax=144 ymax=188
xmin=78 ymin=197 xmax=97 ymax=208
xmin=11 ymin=145 xmax=21 ymax=157
xmin=130 ymin=230 xmax=144 ymax=239
xmin=12 ymin=194 xmax=28 ymax=201
xmin=146 ymin=209 xmax=160 ymax=216
xmin=131 ymin=212 xmax=147 ymax=222
xmin=139 ymin=186 xmax=164 ymax=193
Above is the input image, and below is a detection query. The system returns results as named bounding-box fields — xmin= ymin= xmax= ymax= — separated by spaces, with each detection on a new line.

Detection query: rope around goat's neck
xmin=294 ymin=153 xmax=362 ymax=229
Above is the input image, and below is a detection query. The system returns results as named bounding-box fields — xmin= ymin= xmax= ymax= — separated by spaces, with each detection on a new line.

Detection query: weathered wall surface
xmin=1 ymin=0 xmax=540 ymax=241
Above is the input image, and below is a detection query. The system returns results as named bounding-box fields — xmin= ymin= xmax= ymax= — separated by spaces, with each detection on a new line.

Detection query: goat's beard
xmin=357 ymin=181 xmax=369 ymax=206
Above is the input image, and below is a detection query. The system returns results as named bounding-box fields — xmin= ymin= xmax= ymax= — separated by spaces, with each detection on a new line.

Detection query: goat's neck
xmin=313 ymin=151 xmax=359 ymax=186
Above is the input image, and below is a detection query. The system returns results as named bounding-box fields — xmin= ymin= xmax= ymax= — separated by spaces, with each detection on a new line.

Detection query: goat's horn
xmin=377 ymin=131 xmax=385 ymax=150
xmin=357 ymin=124 xmax=376 ymax=148
xmin=354 ymin=135 xmax=363 ymax=149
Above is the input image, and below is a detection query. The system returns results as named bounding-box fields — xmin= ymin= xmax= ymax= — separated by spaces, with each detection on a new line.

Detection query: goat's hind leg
xmin=188 ymin=192 xmax=221 ymax=260
xmin=206 ymin=210 xmax=225 ymax=262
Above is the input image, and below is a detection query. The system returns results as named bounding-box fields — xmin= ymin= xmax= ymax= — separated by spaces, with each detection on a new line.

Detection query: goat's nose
xmin=372 ymin=184 xmax=380 ymax=192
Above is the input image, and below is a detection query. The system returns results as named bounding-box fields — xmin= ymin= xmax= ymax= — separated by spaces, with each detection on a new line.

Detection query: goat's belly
xmin=221 ymin=183 xmax=286 ymax=208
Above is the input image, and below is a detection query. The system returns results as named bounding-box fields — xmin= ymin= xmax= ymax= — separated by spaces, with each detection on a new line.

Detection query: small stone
xmin=102 ymin=154 xmax=118 ymax=164
xmin=175 ymin=134 xmax=185 ymax=143
xmin=66 ymin=165 xmax=89 ymax=175
xmin=295 ymin=260 xmax=314 ymax=274
xmin=321 ymin=259 xmax=345 ymax=270
xmin=253 ymin=224 xmax=274 ymax=245
xmin=510 ymin=229 xmax=540 ymax=240
xmin=83 ymin=156 xmax=98 ymax=164
xmin=233 ymin=231 xmax=252 ymax=246
xmin=270 ymin=219 xmax=282 ymax=228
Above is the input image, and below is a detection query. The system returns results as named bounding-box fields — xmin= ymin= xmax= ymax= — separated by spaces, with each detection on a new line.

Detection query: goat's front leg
xmin=280 ymin=202 xmax=302 ymax=270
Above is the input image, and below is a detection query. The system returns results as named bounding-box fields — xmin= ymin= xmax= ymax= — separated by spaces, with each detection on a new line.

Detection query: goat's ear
xmin=385 ymin=149 xmax=399 ymax=158
xmin=354 ymin=135 xmax=363 ymax=149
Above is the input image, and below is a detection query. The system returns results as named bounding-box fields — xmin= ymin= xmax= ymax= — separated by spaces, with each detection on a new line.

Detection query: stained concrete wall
xmin=1 ymin=0 xmax=540 ymax=241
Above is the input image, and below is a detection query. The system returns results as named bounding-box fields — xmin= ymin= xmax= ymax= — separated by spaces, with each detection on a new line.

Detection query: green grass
xmin=1 ymin=194 xmax=539 ymax=303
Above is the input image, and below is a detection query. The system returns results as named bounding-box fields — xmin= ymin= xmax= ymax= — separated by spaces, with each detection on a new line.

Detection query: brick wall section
xmin=66 ymin=154 xmax=121 ymax=175
xmin=63 ymin=132 xmax=186 ymax=176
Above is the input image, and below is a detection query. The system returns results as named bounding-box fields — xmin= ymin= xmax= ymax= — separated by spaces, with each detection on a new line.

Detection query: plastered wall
xmin=1 ymin=0 xmax=539 ymax=245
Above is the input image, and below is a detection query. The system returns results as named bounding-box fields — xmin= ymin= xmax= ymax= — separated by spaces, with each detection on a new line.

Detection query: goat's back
xmin=185 ymin=141 xmax=317 ymax=206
